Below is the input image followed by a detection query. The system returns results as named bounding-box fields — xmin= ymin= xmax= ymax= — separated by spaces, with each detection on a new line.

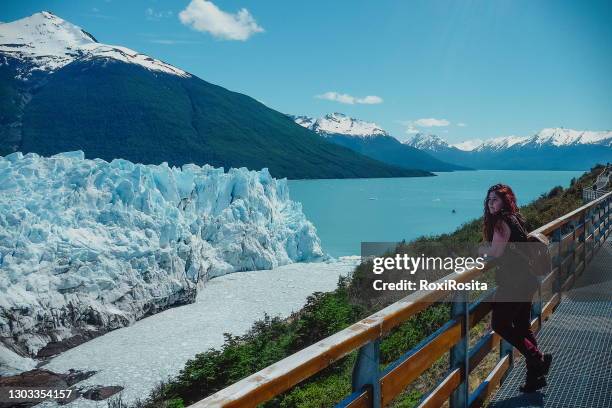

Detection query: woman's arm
xmin=488 ymin=219 xmax=511 ymax=257
xmin=478 ymin=219 xmax=511 ymax=257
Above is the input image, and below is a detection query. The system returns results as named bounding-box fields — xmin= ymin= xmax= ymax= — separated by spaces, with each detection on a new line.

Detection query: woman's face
xmin=487 ymin=191 xmax=504 ymax=215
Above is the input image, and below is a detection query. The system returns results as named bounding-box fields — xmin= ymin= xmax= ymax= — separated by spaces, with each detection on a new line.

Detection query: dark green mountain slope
xmin=3 ymin=58 xmax=430 ymax=179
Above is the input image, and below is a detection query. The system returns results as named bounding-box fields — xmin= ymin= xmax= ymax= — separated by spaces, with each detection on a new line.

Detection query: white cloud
xmin=404 ymin=125 xmax=419 ymax=134
xmin=397 ymin=118 xmax=451 ymax=134
xmin=146 ymin=8 xmax=174 ymax=21
xmin=315 ymin=91 xmax=383 ymax=105
xmin=178 ymin=0 xmax=264 ymax=41
xmin=457 ymin=122 xmax=467 ymax=127
xmin=357 ymin=95 xmax=384 ymax=104
xmin=412 ymin=118 xmax=450 ymax=127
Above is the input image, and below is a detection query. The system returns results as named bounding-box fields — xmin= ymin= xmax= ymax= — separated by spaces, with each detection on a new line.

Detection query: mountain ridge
xmin=404 ymin=129 xmax=612 ymax=170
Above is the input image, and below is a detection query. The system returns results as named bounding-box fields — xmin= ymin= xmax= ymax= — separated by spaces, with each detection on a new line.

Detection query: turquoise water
xmin=288 ymin=170 xmax=583 ymax=257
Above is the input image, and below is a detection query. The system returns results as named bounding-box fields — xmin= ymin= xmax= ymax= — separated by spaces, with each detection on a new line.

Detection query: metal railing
xmin=190 ymin=192 xmax=611 ymax=408
xmin=583 ymin=188 xmax=609 ymax=202
xmin=582 ymin=165 xmax=610 ymax=203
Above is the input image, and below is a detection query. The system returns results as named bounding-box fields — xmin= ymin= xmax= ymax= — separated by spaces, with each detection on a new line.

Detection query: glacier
xmin=0 ymin=151 xmax=323 ymax=360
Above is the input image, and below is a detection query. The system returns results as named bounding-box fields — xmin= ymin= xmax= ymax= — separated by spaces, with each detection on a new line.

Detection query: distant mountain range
xmin=0 ymin=12 xmax=428 ymax=179
xmin=292 ymin=113 xmax=466 ymax=172
xmin=293 ymin=113 xmax=610 ymax=171
xmin=404 ymin=129 xmax=611 ymax=170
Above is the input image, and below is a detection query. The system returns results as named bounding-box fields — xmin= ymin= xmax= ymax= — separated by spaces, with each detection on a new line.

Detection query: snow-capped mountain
xmin=292 ymin=114 xmax=467 ymax=172
xmin=525 ymin=128 xmax=612 ymax=148
xmin=406 ymin=133 xmax=526 ymax=153
xmin=0 ymin=11 xmax=188 ymax=78
xmin=0 ymin=151 xmax=322 ymax=358
xmin=403 ymin=133 xmax=453 ymax=151
xmin=408 ymin=128 xmax=612 ymax=153
xmin=294 ymin=113 xmax=389 ymax=138
xmin=405 ymin=128 xmax=611 ymax=170
xmin=457 ymin=128 xmax=612 ymax=152
xmin=470 ymin=135 xmax=528 ymax=152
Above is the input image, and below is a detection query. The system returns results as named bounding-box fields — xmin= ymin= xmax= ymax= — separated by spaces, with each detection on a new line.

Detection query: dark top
xmin=503 ymin=212 xmax=528 ymax=243
xmin=495 ymin=211 xmax=539 ymax=300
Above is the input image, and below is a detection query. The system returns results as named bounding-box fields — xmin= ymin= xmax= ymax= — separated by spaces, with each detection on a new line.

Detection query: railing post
xmin=604 ymin=197 xmax=608 ymax=236
xmin=570 ymin=219 xmax=577 ymax=276
xmin=593 ymin=203 xmax=601 ymax=245
xmin=532 ymin=285 xmax=542 ymax=327
xmin=450 ymin=291 xmax=469 ymax=408
xmin=552 ymin=227 xmax=562 ymax=294
xmin=604 ymin=197 xmax=607 ymax=231
xmin=608 ymin=195 xmax=611 ymax=234
xmin=605 ymin=196 xmax=611 ymax=238
xmin=588 ymin=206 xmax=595 ymax=262
xmin=596 ymin=201 xmax=603 ymax=247
xmin=602 ymin=197 xmax=607 ymax=239
xmin=499 ymin=339 xmax=514 ymax=369
xmin=352 ymin=339 xmax=381 ymax=408
xmin=601 ymin=200 xmax=606 ymax=241
xmin=580 ymin=210 xmax=587 ymax=274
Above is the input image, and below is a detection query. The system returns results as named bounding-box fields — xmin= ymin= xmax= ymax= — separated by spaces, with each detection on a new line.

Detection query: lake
xmin=288 ymin=170 xmax=584 ymax=257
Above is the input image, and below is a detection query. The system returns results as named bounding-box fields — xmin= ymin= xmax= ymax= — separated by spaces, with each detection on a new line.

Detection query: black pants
xmin=491 ymin=301 xmax=542 ymax=363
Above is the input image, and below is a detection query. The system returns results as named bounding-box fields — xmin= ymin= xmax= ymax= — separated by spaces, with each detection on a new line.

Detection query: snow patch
xmin=404 ymin=133 xmax=450 ymax=151
xmin=294 ymin=113 xmax=389 ymax=138
xmin=473 ymin=135 xmax=528 ymax=151
xmin=530 ymin=128 xmax=612 ymax=147
xmin=455 ymin=128 xmax=612 ymax=152
xmin=0 ymin=11 xmax=189 ymax=78
xmin=451 ymin=139 xmax=484 ymax=151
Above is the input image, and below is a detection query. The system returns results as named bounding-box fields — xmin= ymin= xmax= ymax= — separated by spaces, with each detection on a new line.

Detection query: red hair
xmin=483 ymin=184 xmax=523 ymax=242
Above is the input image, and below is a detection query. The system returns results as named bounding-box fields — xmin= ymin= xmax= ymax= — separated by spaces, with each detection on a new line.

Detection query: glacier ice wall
xmin=0 ymin=151 xmax=323 ymax=357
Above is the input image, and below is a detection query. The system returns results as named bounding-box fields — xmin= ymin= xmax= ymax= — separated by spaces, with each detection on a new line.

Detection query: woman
xmin=482 ymin=184 xmax=552 ymax=393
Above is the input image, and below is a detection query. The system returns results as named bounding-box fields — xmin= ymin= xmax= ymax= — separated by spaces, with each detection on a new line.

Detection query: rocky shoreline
xmin=0 ymin=368 xmax=123 ymax=407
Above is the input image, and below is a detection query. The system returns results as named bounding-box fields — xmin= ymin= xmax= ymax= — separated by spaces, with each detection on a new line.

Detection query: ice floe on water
xmin=41 ymin=256 xmax=359 ymax=406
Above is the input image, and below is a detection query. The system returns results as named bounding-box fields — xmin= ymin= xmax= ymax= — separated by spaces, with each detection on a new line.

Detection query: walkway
xmin=488 ymin=237 xmax=612 ymax=408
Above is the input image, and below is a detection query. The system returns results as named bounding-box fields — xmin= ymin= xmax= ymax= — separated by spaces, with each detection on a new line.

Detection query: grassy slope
xmin=7 ymin=58 xmax=429 ymax=180
xmin=123 ymin=165 xmax=604 ymax=408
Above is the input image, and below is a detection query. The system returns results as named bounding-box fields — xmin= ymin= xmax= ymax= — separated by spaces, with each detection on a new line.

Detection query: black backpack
xmin=507 ymin=217 xmax=552 ymax=277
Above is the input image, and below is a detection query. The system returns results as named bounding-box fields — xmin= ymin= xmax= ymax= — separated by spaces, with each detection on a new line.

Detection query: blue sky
xmin=2 ymin=0 xmax=612 ymax=143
